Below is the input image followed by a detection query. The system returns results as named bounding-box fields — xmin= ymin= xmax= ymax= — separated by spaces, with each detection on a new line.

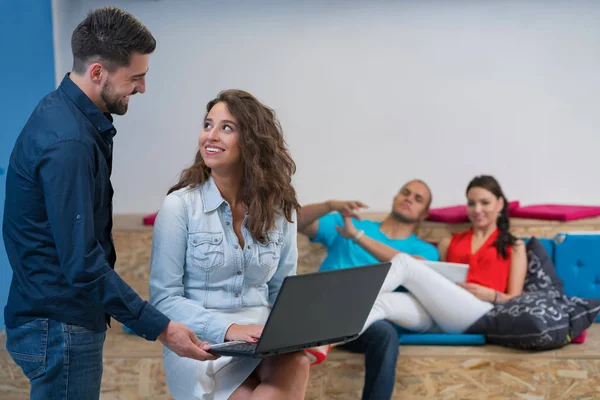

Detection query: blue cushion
xmin=553 ymin=233 xmax=600 ymax=322
xmin=395 ymin=326 xmax=486 ymax=345
xmin=398 ymin=333 xmax=486 ymax=345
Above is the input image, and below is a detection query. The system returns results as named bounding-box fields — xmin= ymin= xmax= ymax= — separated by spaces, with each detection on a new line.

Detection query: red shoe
xmin=572 ymin=330 xmax=587 ymax=344
xmin=304 ymin=344 xmax=333 ymax=366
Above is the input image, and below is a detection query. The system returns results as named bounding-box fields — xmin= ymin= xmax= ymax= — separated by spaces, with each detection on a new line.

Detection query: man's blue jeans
xmin=339 ymin=320 xmax=400 ymax=400
xmin=5 ymin=318 xmax=106 ymax=400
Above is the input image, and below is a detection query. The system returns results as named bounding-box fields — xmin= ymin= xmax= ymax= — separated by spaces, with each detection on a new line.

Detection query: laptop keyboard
xmin=210 ymin=341 xmax=257 ymax=353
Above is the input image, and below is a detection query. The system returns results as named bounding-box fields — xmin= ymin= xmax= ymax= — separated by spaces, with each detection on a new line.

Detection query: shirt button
xmin=213 ymin=238 xmax=218 ymax=242
xmin=193 ymin=240 xmax=198 ymax=244
xmin=234 ymin=245 xmax=239 ymax=249
xmin=226 ymin=221 xmax=230 ymax=226
xmin=237 ymin=271 xmax=242 ymax=275
xmin=234 ymin=293 xmax=240 ymax=297
xmin=247 ymin=245 xmax=251 ymax=249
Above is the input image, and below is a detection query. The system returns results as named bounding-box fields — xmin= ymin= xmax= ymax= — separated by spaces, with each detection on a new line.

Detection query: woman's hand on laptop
xmin=225 ymin=324 xmax=264 ymax=342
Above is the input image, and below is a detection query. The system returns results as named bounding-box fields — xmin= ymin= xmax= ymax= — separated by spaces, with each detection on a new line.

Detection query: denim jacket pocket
xmin=257 ymin=230 xmax=283 ymax=272
xmin=5 ymin=318 xmax=48 ymax=380
xmin=190 ymin=231 xmax=225 ymax=271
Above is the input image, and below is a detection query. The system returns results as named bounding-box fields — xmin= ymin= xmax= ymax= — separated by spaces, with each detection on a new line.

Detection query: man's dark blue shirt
xmin=3 ymin=74 xmax=169 ymax=340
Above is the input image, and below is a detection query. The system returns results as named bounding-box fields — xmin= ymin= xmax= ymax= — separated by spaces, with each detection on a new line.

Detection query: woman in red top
xmin=349 ymin=175 xmax=527 ymax=334
xmin=438 ymin=175 xmax=527 ymax=303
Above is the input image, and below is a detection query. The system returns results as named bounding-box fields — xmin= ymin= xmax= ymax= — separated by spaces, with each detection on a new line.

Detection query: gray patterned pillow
xmin=564 ymin=294 xmax=600 ymax=339
xmin=524 ymin=237 xmax=563 ymax=294
xmin=466 ymin=290 xmax=569 ymax=350
xmin=466 ymin=290 xmax=600 ymax=350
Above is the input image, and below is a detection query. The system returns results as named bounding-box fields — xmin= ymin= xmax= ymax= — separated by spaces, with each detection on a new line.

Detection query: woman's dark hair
xmin=466 ymin=175 xmax=516 ymax=259
xmin=169 ymin=89 xmax=300 ymax=243
xmin=71 ymin=6 xmax=156 ymax=73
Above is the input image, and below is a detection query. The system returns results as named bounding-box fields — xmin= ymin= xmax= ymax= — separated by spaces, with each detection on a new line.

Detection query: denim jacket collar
xmin=200 ymin=176 xmax=226 ymax=213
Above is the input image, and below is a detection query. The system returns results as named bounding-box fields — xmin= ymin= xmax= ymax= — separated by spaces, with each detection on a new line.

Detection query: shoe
xmin=304 ymin=344 xmax=333 ymax=366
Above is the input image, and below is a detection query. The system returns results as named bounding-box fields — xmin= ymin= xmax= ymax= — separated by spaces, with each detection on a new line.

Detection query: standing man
xmin=298 ymin=179 xmax=439 ymax=400
xmin=3 ymin=7 xmax=216 ymax=399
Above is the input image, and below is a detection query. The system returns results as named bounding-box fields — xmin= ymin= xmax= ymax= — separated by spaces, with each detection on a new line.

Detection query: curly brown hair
xmin=168 ymin=89 xmax=300 ymax=243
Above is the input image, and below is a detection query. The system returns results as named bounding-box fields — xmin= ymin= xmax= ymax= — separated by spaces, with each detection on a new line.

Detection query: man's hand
xmin=336 ymin=215 xmax=360 ymax=240
xmin=326 ymin=200 xmax=368 ymax=219
xmin=225 ymin=324 xmax=263 ymax=342
xmin=158 ymin=321 xmax=219 ymax=361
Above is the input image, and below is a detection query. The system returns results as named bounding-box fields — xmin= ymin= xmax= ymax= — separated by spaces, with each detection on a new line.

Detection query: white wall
xmin=53 ymin=0 xmax=600 ymax=214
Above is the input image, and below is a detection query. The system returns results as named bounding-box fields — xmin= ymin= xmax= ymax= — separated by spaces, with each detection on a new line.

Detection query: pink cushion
xmin=142 ymin=211 xmax=158 ymax=226
xmin=511 ymin=204 xmax=600 ymax=221
xmin=572 ymin=330 xmax=587 ymax=344
xmin=427 ymin=201 xmax=520 ymax=224
xmin=426 ymin=205 xmax=470 ymax=223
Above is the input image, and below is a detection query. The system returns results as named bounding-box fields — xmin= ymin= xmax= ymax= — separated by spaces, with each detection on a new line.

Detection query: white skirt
xmin=163 ymin=306 xmax=270 ymax=400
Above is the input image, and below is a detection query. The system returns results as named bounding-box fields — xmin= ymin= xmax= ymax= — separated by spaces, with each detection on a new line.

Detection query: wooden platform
xmin=1 ymin=215 xmax=600 ymax=399
xmin=2 ymin=322 xmax=599 ymax=399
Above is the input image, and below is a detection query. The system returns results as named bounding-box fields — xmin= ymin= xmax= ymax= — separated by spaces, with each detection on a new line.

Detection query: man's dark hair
xmin=71 ymin=6 xmax=156 ymax=73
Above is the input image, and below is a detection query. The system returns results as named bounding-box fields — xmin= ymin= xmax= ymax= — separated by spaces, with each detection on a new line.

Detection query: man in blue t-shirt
xmin=298 ymin=179 xmax=438 ymax=400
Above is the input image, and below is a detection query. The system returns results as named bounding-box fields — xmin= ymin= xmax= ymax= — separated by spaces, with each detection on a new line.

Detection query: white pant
xmin=362 ymin=253 xmax=493 ymax=334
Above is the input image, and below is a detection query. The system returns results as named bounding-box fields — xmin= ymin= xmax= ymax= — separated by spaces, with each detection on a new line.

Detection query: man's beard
xmin=100 ymin=80 xmax=129 ymax=115
xmin=391 ymin=210 xmax=420 ymax=224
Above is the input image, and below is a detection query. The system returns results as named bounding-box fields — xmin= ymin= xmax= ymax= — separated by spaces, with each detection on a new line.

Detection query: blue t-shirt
xmin=312 ymin=213 xmax=439 ymax=272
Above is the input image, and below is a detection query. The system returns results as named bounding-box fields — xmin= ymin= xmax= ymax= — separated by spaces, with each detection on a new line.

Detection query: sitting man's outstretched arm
xmin=335 ymin=215 xmax=425 ymax=262
xmin=297 ymin=200 xmax=368 ymax=239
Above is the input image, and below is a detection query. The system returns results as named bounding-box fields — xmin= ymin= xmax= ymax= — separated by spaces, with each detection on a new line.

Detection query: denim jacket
xmin=149 ymin=177 xmax=298 ymax=344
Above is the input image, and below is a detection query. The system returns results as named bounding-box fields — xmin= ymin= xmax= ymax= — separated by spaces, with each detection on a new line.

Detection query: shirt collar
xmin=58 ymin=73 xmax=116 ymax=139
xmin=200 ymin=176 xmax=226 ymax=212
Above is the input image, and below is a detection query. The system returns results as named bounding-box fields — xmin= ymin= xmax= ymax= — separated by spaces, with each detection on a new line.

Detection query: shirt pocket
xmin=189 ymin=231 xmax=225 ymax=272
xmin=257 ymin=230 xmax=284 ymax=273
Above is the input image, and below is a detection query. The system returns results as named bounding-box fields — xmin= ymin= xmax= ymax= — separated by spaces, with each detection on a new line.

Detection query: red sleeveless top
xmin=445 ymin=228 xmax=512 ymax=293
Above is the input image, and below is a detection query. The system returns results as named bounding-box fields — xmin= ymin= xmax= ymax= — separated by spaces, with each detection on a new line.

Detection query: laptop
xmin=423 ymin=261 xmax=469 ymax=283
xmin=208 ymin=262 xmax=391 ymax=358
